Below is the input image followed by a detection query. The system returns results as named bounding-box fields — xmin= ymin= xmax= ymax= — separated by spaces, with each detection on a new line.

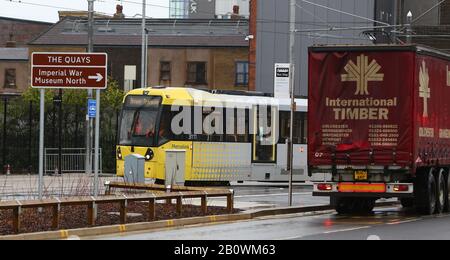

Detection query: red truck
xmin=308 ymin=45 xmax=450 ymax=215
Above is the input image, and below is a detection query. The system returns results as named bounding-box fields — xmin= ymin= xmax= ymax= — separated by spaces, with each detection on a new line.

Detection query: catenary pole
xmin=288 ymin=0 xmax=296 ymax=207
xmin=141 ymin=0 xmax=147 ymax=88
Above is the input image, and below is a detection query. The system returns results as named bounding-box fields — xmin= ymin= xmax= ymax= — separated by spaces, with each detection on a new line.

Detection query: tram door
xmin=165 ymin=150 xmax=186 ymax=187
xmin=252 ymin=105 xmax=277 ymax=164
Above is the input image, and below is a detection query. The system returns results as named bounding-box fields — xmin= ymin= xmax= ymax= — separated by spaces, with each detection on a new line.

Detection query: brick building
xmin=0 ymin=17 xmax=52 ymax=47
xmin=0 ymin=48 xmax=29 ymax=95
xmin=29 ymin=17 xmax=249 ymax=92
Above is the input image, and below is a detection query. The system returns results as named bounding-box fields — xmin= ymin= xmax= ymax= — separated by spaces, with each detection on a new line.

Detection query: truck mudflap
xmin=313 ymin=182 xmax=414 ymax=198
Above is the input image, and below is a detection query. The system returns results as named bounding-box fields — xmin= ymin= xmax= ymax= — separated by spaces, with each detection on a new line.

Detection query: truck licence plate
xmin=354 ymin=171 xmax=368 ymax=181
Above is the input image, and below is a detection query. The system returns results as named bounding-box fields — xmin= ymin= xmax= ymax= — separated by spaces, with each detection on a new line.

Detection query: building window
xmin=235 ymin=61 xmax=249 ymax=86
xmin=187 ymin=62 xmax=207 ymax=84
xmin=4 ymin=69 xmax=16 ymax=88
xmin=160 ymin=61 xmax=171 ymax=83
xmin=169 ymin=0 xmax=189 ymax=18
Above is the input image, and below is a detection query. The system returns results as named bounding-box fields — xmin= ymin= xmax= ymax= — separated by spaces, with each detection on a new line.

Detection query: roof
xmin=309 ymin=44 xmax=450 ymax=62
xmin=0 ymin=16 xmax=53 ymax=25
xmin=30 ymin=18 xmax=249 ymax=48
xmin=126 ymin=87 xmax=307 ymax=111
xmin=0 ymin=48 xmax=28 ymax=61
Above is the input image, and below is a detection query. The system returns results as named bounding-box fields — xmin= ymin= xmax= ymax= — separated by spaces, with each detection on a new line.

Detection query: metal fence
xmin=44 ymin=148 xmax=102 ymax=175
xmin=0 ymin=96 xmax=119 ymax=174
xmin=0 ymin=187 xmax=235 ymax=234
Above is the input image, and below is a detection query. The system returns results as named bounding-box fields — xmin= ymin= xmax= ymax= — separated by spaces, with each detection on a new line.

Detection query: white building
xmin=169 ymin=0 xmax=249 ymax=19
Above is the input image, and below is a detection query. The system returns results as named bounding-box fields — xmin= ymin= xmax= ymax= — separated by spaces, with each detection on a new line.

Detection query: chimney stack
xmin=233 ymin=5 xmax=240 ymax=15
xmin=231 ymin=5 xmax=240 ymax=19
xmin=5 ymin=33 xmax=16 ymax=48
xmin=114 ymin=4 xmax=125 ymax=19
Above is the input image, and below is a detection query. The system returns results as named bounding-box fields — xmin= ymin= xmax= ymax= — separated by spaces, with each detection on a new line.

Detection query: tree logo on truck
xmin=341 ymin=54 xmax=384 ymax=95
xmin=419 ymin=61 xmax=430 ymax=118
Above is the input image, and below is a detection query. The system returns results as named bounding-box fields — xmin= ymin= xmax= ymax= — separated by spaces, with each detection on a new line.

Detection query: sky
xmin=0 ymin=0 xmax=170 ymax=23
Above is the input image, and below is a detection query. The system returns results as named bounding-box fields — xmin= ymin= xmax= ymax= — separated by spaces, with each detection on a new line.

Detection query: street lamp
xmin=406 ymin=11 xmax=413 ymax=44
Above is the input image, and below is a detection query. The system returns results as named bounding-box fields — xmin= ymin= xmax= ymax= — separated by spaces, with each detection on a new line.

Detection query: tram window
xmin=279 ymin=111 xmax=290 ymax=144
xmin=278 ymin=111 xmax=306 ymax=144
xmin=253 ymin=105 xmax=275 ymax=162
xmin=302 ymin=114 xmax=308 ymax=144
xmin=158 ymin=106 xmax=191 ymax=145
xmin=225 ymin=108 xmax=249 ymax=143
xmin=119 ymin=109 xmax=158 ymax=147
xmin=203 ymin=107 xmax=224 ymax=142
xmin=119 ymin=96 xmax=161 ymax=147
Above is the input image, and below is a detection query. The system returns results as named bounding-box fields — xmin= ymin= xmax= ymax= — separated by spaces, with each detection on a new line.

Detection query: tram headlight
xmin=145 ymin=148 xmax=154 ymax=161
xmin=117 ymin=147 xmax=123 ymax=160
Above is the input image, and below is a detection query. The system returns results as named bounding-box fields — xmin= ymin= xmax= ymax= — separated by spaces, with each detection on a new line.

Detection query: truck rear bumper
xmin=313 ymin=182 xmax=414 ymax=198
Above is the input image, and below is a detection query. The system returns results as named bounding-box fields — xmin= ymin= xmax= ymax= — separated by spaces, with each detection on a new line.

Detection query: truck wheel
xmin=400 ymin=198 xmax=414 ymax=208
xmin=415 ymin=169 xmax=437 ymax=215
xmin=436 ymin=170 xmax=446 ymax=214
xmin=359 ymin=199 xmax=375 ymax=214
xmin=445 ymin=171 xmax=450 ymax=213
xmin=333 ymin=197 xmax=359 ymax=215
xmin=333 ymin=198 xmax=374 ymax=215
xmin=333 ymin=197 xmax=351 ymax=215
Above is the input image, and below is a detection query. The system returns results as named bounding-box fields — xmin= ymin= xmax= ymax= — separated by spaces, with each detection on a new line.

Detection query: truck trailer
xmin=308 ymin=45 xmax=450 ymax=215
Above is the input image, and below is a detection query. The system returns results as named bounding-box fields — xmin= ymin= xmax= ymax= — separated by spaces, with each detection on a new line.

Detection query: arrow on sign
xmin=88 ymin=73 xmax=104 ymax=82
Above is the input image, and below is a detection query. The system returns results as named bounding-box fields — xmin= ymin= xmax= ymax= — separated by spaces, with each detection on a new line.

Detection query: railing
xmin=0 ymin=188 xmax=234 ymax=234
xmin=44 ymin=148 xmax=102 ymax=175
xmin=105 ymin=181 xmax=233 ymax=193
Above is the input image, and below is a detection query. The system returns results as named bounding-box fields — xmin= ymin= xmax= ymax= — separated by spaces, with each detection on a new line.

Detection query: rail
xmin=0 ymin=189 xmax=234 ymax=234
xmin=105 ymin=181 xmax=233 ymax=193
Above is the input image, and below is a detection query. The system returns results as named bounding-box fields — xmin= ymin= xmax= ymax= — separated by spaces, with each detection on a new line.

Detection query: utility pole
xmin=141 ymin=0 xmax=147 ymax=89
xmin=86 ymin=0 xmax=94 ymax=176
xmin=288 ymin=0 xmax=296 ymax=207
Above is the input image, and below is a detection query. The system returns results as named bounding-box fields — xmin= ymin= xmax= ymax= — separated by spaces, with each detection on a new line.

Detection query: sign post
xmin=32 ymin=52 xmax=107 ymax=199
xmin=88 ymin=99 xmax=97 ymax=118
xmin=274 ymin=63 xmax=291 ymax=99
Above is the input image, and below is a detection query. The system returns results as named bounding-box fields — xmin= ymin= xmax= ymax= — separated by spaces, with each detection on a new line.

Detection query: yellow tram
xmin=116 ymin=87 xmax=308 ymax=185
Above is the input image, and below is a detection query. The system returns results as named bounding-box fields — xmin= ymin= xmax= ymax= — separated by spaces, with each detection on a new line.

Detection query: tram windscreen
xmin=119 ymin=96 xmax=162 ymax=147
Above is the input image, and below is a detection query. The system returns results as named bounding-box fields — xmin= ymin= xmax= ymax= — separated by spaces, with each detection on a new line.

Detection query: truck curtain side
xmin=308 ymin=45 xmax=450 ymax=215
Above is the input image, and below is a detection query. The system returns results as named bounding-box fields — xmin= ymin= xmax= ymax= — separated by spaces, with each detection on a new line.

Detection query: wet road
xmin=93 ymin=206 xmax=450 ymax=240
xmin=219 ymin=184 xmax=329 ymax=210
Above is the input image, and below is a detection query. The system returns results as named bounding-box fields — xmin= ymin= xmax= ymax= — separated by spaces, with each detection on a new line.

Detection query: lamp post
xmin=406 ymin=11 xmax=413 ymax=44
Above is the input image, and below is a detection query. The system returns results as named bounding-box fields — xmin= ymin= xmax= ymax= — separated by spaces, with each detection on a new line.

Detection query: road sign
xmin=274 ymin=63 xmax=291 ymax=99
xmin=88 ymin=99 xmax=97 ymax=118
xmin=31 ymin=52 xmax=108 ymax=89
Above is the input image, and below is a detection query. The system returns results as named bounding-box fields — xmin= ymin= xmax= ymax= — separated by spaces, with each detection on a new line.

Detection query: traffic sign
xmin=88 ymin=99 xmax=97 ymax=118
xmin=31 ymin=52 xmax=108 ymax=89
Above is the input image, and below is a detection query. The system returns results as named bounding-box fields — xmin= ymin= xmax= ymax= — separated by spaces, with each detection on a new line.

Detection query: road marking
xmin=323 ymin=226 xmax=371 ymax=234
xmin=278 ymin=235 xmax=304 ymax=240
xmin=60 ymin=230 xmax=69 ymax=238
xmin=119 ymin=225 xmax=127 ymax=232
xmin=166 ymin=220 xmax=174 ymax=227
xmin=234 ymin=192 xmax=311 ymax=198
xmin=387 ymin=218 xmax=420 ymax=225
xmin=367 ymin=235 xmax=381 ymax=240
xmin=209 ymin=216 xmax=217 ymax=222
